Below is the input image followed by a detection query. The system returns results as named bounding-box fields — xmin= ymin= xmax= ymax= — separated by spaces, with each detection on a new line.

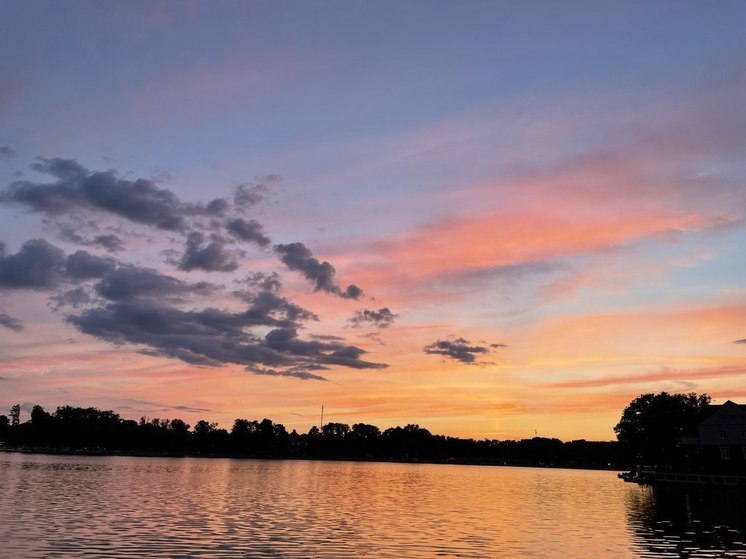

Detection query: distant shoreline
xmin=0 ymin=445 xmax=623 ymax=472
xmin=0 ymin=404 xmax=631 ymax=471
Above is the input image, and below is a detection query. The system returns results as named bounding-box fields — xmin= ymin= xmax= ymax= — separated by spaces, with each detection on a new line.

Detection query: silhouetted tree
xmin=349 ymin=423 xmax=381 ymax=456
xmin=194 ymin=419 xmax=217 ymax=437
xmin=0 ymin=415 xmax=9 ymax=440
xmin=29 ymin=405 xmax=53 ymax=445
xmin=614 ymin=392 xmax=710 ymax=464
xmin=193 ymin=419 xmax=228 ymax=453
xmin=10 ymin=404 xmax=21 ymax=427
xmin=168 ymin=418 xmax=191 ymax=452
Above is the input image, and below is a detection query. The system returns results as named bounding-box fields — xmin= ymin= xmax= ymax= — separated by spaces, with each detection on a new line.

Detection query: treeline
xmin=0 ymin=404 xmax=631 ymax=469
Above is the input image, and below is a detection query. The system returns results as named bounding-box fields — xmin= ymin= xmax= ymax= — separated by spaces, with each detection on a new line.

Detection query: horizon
xmin=2 ymin=400 xmax=629 ymax=443
xmin=2 ymin=2 xmax=746 ymax=442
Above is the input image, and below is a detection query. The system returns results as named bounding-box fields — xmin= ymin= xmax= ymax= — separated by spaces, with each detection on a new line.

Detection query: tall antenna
xmin=320 ymin=404 xmax=324 ymax=428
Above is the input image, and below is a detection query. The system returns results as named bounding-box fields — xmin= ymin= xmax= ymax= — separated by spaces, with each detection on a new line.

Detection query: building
xmin=696 ymin=400 xmax=746 ymax=471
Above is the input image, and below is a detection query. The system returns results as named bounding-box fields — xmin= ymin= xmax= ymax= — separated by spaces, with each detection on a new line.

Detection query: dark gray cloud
xmin=226 ymin=218 xmax=271 ymax=247
xmin=251 ymin=366 xmax=328 ymax=381
xmin=65 ymin=250 xmax=116 ymax=280
xmin=1 ymin=156 xmax=386 ymax=381
xmin=0 ymin=146 xmax=17 ymax=159
xmin=206 ymin=198 xmax=229 ymax=216
xmin=323 ymin=345 xmax=387 ymax=369
xmin=274 ymin=242 xmax=362 ymax=299
xmin=94 ymin=265 xmax=214 ymax=302
xmin=1 ymin=158 xmax=281 ymax=259
xmin=262 ymin=327 xmax=386 ymax=370
xmin=56 ymin=223 xmax=88 ymax=245
xmin=91 ymin=234 xmax=124 ymax=253
xmin=424 ymin=337 xmax=505 ymax=364
xmin=234 ymin=271 xmax=282 ymax=295
xmin=310 ymin=334 xmax=346 ymax=342
xmin=349 ymin=307 xmax=398 ymax=328
xmin=234 ymin=184 xmax=266 ymax=207
xmin=0 ymin=312 xmax=23 ymax=332
xmin=0 ymin=238 xmax=218 ymax=308
xmin=2 ymin=158 xmax=369 ymax=301
xmin=57 ymin=225 xmax=124 ymax=253
xmin=67 ymin=300 xmax=387 ymax=379
xmin=49 ymin=287 xmax=92 ymax=311
xmin=178 ymin=232 xmax=240 ymax=272
xmin=2 ymin=158 xmax=191 ymax=230
xmin=735 ymin=339 xmax=746 ymax=344
xmin=0 ymin=238 xmax=67 ymax=289
xmin=242 ymin=290 xmax=318 ymax=327
xmin=234 ymin=179 xmax=276 ymax=209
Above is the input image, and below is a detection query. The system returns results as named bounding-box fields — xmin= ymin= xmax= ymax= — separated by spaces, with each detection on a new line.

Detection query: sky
xmin=1 ymin=1 xmax=745 ymax=441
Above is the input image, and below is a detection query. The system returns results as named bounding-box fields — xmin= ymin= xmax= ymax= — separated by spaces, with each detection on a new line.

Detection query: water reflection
xmin=626 ymin=484 xmax=746 ymax=558
xmin=1 ymin=453 xmax=745 ymax=558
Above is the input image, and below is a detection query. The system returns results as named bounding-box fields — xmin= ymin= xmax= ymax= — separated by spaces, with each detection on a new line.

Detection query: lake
xmin=1 ymin=453 xmax=744 ymax=558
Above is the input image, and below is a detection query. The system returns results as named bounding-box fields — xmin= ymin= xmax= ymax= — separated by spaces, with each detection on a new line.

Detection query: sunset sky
xmin=1 ymin=1 xmax=745 ymax=441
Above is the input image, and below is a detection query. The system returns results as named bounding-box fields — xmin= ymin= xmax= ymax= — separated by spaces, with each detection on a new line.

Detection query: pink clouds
xmin=544 ymin=364 xmax=746 ymax=389
xmin=347 ymin=203 xmax=720 ymax=302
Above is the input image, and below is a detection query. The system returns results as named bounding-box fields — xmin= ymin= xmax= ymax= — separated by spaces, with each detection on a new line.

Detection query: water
xmin=0 ymin=453 xmax=744 ymax=558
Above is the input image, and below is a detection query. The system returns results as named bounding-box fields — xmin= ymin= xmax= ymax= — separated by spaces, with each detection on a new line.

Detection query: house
xmin=623 ymin=400 xmax=746 ymax=485
xmin=694 ymin=400 xmax=746 ymax=472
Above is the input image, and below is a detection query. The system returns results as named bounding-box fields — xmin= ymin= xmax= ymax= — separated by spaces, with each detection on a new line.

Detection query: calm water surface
xmin=1 ymin=453 xmax=744 ymax=558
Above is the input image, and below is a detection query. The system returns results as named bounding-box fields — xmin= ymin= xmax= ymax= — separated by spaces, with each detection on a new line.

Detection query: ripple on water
xmin=1 ymin=454 xmax=744 ymax=558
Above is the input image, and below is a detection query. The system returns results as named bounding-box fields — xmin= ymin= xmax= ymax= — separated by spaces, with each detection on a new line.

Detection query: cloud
xmin=424 ymin=337 xmax=505 ymax=364
xmin=251 ymin=366 xmax=328 ymax=381
xmin=349 ymin=307 xmax=398 ymax=328
xmin=66 ymin=300 xmax=387 ymax=379
xmin=310 ymin=334 xmax=346 ymax=342
xmin=2 ymin=158 xmax=196 ymax=230
xmin=225 ymin=218 xmax=271 ymax=247
xmin=0 ymin=238 xmax=67 ymax=289
xmin=205 ymin=198 xmax=229 ymax=216
xmin=274 ymin=242 xmax=363 ymax=299
xmin=0 ymin=238 xmax=218 ymax=308
xmin=241 ymin=290 xmax=318 ymax=327
xmin=234 ymin=182 xmax=268 ymax=209
xmin=735 ymin=339 xmax=746 ymax=344
xmin=544 ymin=364 xmax=746 ymax=389
xmin=178 ymin=232 xmax=240 ymax=272
xmin=94 ymin=265 xmax=214 ymax=302
xmin=322 ymin=345 xmax=387 ymax=369
xmin=57 ymin=225 xmax=124 ymax=253
xmin=49 ymin=287 xmax=92 ymax=311
xmin=234 ymin=271 xmax=282 ymax=295
xmin=65 ymin=250 xmax=116 ymax=280
xmin=0 ymin=157 xmax=387 ymax=382
xmin=0 ymin=312 xmax=23 ymax=332
xmin=1 ymin=158 xmax=282 ymax=262
xmin=0 ymin=146 xmax=17 ymax=159
xmin=91 ymin=234 xmax=125 ymax=253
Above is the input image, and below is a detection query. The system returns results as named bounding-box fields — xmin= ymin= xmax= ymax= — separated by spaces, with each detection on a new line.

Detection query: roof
xmin=699 ymin=400 xmax=746 ymax=427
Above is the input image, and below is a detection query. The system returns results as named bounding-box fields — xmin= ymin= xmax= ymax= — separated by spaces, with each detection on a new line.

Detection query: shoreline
xmin=0 ymin=446 xmax=624 ymax=472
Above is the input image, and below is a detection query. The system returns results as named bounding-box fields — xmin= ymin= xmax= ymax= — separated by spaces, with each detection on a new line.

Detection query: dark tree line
xmin=0 ymin=403 xmax=631 ymax=469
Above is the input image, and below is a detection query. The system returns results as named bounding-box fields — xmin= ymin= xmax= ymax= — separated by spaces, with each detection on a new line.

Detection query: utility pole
xmin=320 ymin=405 xmax=324 ymax=429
